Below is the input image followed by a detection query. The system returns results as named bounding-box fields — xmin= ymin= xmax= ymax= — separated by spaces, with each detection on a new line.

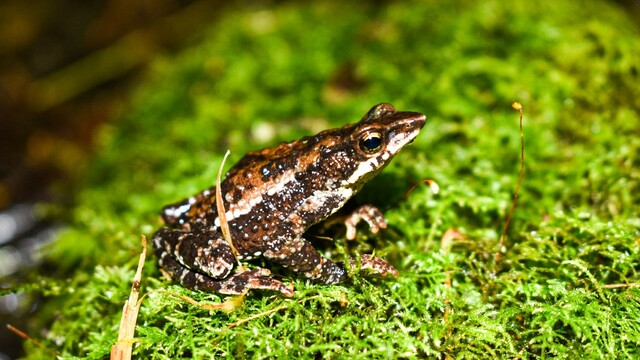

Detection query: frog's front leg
xmin=343 ymin=204 xmax=388 ymax=240
xmin=264 ymin=237 xmax=398 ymax=284
xmin=153 ymin=228 xmax=293 ymax=297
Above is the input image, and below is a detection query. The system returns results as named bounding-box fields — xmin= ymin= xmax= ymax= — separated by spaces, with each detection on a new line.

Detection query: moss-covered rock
xmin=21 ymin=0 xmax=640 ymax=358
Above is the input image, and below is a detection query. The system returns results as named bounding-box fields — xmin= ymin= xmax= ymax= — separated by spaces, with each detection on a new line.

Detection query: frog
xmin=152 ymin=103 xmax=426 ymax=297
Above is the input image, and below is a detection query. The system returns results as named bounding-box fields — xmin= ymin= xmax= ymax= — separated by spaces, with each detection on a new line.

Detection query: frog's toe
xmin=344 ymin=204 xmax=388 ymax=240
xmin=219 ymin=269 xmax=295 ymax=298
xmin=354 ymin=254 xmax=399 ymax=278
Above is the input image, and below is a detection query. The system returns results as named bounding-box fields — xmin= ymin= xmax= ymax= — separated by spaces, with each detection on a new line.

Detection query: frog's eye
xmin=359 ymin=131 xmax=383 ymax=154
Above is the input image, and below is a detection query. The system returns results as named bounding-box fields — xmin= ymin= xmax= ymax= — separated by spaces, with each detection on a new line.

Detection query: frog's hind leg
xmin=153 ymin=227 xmax=235 ymax=279
xmin=155 ymin=246 xmax=293 ymax=296
xmin=153 ymin=228 xmax=294 ymax=297
xmin=160 ymin=185 xmax=216 ymax=228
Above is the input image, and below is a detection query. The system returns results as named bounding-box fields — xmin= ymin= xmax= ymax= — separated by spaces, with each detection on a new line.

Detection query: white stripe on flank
xmin=214 ymin=171 xmax=297 ymax=225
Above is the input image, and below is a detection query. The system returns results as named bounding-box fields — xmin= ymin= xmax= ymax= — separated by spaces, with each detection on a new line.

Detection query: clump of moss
xmin=18 ymin=0 xmax=640 ymax=358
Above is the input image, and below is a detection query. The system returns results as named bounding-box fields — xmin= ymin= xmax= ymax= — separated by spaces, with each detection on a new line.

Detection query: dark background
xmin=0 ymin=1 xmax=253 ymax=357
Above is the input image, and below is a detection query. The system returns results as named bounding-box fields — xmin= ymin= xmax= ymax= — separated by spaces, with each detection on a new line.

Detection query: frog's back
xmin=219 ymin=125 xmax=359 ymax=248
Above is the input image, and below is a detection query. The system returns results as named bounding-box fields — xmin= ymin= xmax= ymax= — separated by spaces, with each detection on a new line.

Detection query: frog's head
xmin=341 ymin=103 xmax=426 ymax=188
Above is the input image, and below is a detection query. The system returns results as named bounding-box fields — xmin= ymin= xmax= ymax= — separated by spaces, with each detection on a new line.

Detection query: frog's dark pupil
xmin=364 ymin=137 xmax=381 ymax=149
xmin=360 ymin=134 xmax=382 ymax=153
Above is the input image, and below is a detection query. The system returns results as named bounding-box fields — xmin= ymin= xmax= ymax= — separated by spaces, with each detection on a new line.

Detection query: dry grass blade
xmin=212 ymin=295 xmax=321 ymax=347
xmin=139 ymin=290 xmax=243 ymax=312
xmin=215 ymin=150 xmax=242 ymax=268
xmin=599 ymin=283 xmax=640 ymax=289
xmin=110 ymin=235 xmax=147 ymax=360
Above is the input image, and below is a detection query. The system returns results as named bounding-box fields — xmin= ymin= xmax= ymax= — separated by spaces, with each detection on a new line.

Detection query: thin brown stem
xmin=7 ymin=324 xmax=60 ymax=358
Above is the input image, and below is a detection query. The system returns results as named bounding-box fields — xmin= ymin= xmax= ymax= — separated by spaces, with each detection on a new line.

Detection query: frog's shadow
xmin=305 ymin=171 xmax=418 ymax=248
xmin=354 ymin=171 xmax=415 ymax=210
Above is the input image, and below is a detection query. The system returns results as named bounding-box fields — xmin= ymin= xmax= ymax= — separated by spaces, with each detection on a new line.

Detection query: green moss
xmin=18 ymin=0 xmax=640 ymax=358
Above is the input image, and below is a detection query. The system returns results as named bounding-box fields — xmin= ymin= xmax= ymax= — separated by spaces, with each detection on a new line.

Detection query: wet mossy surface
xmin=17 ymin=0 xmax=640 ymax=358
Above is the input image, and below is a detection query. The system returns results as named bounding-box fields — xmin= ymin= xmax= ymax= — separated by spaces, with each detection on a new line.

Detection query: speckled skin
xmin=152 ymin=103 xmax=426 ymax=297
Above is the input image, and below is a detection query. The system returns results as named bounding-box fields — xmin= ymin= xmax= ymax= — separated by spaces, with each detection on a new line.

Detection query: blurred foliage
xmin=15 ymin=0 xmax=640 ymax=358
